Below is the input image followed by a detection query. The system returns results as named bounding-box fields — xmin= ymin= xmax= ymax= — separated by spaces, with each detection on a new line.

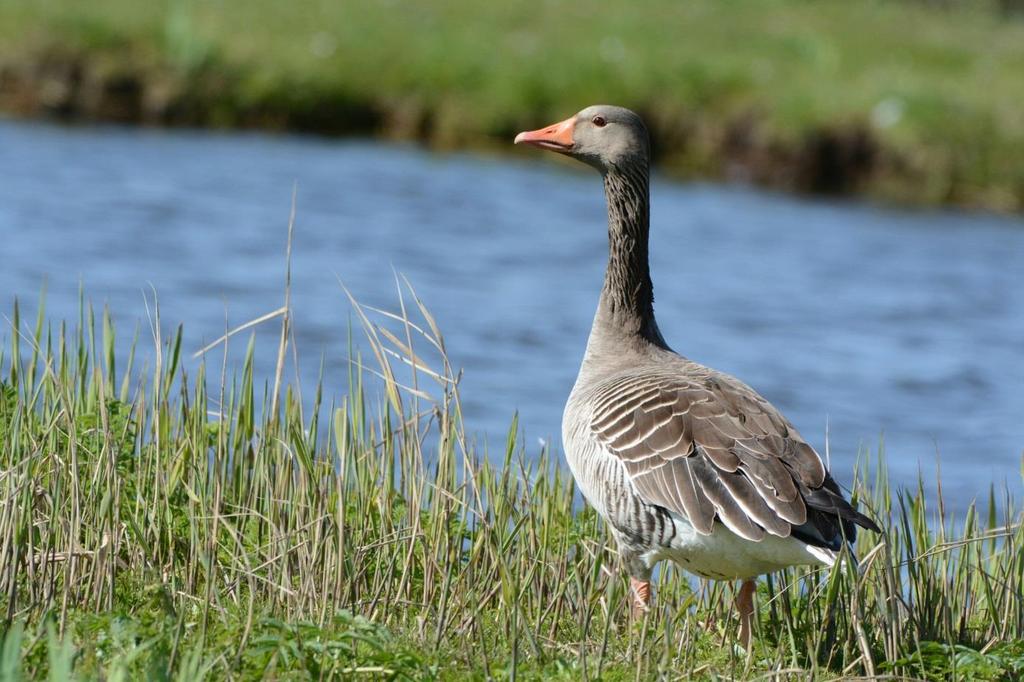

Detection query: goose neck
xmin=595 ymin=163 xmax=660 ymax=344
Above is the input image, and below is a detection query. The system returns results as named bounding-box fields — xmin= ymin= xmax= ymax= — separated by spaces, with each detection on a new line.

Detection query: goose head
xmin=514 ymin=105 xmax=649 ymax=172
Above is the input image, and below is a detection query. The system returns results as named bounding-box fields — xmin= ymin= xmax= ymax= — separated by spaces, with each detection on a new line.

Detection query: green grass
xmin=1 ymin=0 xmax=1024 ymax=208
xmin=1 ymin=238 xmax=1023 ymax=679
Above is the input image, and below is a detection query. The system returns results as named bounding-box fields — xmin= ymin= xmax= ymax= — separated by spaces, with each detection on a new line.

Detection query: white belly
xmin=648 ymin=513 xmax=836 ymax=580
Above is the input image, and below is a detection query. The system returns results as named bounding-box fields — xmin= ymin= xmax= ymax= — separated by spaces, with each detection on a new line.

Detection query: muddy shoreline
xmin=2 ymin=47 xmax=1015 ymax=212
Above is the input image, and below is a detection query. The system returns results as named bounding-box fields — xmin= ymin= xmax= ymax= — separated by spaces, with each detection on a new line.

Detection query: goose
xmin=514 ymin=105 xmax=880 ymax=645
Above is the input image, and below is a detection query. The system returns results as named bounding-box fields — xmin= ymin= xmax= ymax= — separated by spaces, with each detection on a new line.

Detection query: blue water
xmin=2 ymin=119 xmax=1023 ymax=510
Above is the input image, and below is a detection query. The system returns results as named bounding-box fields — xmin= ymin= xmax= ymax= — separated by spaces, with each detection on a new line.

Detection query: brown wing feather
xmin=590 ymin=367 xmax=875 ymax=546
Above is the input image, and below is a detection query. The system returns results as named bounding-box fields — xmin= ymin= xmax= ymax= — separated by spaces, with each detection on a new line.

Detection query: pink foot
xmin=630 ymin=577 xmax=651 ymax=618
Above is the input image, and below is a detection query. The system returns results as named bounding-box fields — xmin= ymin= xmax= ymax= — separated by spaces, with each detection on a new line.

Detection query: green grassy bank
xmin=1 ymin=280 xmax=1023 ymax=680
xmin=1 ymin=0 xmax=1024 ymax=210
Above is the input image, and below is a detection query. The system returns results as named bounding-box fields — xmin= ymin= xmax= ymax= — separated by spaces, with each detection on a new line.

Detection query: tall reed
xmin=0 ymin=274 xmax=1021 ymax=679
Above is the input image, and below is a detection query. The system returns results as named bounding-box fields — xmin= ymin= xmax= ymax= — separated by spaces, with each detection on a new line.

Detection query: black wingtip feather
xmin=792 ymin=476 xmax=882 ymax=550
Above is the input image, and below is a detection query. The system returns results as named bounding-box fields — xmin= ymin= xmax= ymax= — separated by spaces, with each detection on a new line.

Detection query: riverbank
xmin=1 ymin=0 xmax=1023 ymax=211
xmin=1 ymin=285 xmax=1023 ymax=679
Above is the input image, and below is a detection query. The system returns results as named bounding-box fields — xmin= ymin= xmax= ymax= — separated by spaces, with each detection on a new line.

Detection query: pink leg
xmin=630 ymin=576 xmax=651 ymax=617
xmin=736 ymin=579 xmax=757 ymax=647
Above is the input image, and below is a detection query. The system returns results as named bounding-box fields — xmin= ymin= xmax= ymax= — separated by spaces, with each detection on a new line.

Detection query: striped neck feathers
xmin=597 ymin=162 xmax=661 ymax=344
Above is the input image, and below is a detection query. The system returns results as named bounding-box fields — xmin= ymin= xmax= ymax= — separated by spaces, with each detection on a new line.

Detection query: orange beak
xmin=514 ymin=115 xmax=576 ymax=153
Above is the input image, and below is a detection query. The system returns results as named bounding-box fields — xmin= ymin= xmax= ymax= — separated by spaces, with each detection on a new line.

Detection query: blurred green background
xmin=1 ymin=0 xmax=1022 ymax=209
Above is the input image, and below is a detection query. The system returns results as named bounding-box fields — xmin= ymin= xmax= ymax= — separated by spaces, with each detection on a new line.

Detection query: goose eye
xmin=591 ymin=116 xmax=607 ymax=127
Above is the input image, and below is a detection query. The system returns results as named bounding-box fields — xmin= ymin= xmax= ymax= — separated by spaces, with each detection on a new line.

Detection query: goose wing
xmin=589 ymin=369 xmax=879 ymax=549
